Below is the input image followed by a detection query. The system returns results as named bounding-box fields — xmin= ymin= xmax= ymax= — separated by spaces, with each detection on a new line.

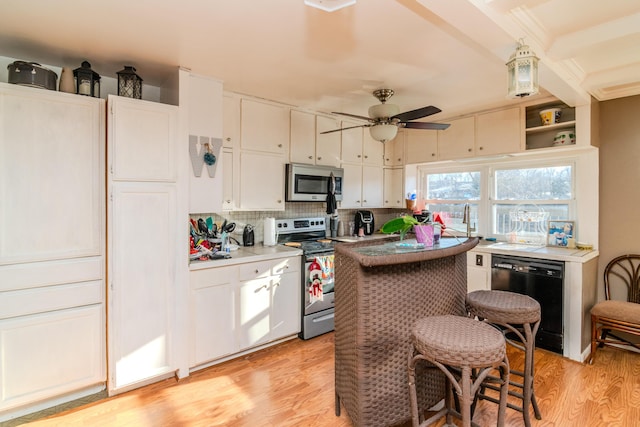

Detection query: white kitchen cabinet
xmin=290 ymin=109 xmax=317 ymax=164
xmin=223 ymin=92 xmax=240 ymax=149
xmin=0 ymin=83 xmax=104 ymax=265
xmin=476 ymin=107 xmax=522 ymax=156
xmin=240 ymin=98 xmax=289 ymax=154
xmin=363 ymin=130 xmax=384 ymax=166
xmin=341 ymin=120 xmax=364 ymax=164
xmin=290 ymin=111 xmax=342 ymax=167
xmin=238 ymin=257 xmax=301 ymax=349
xmin=437 ymin=116 xmax=476 ymax=160
xmin=316 ymin=115 xmax=342 ymax=167
xmin=181 ymin=71 xmax=224 ymax=213
xmin=383 ymin=167 xmax=404 ymax=208
xmin=189 ymin=266 xmax=239 ymax=367
xmin=384 ymin=130 xmax=405 ymax=166
xmin=239 ymin=151 xmax=285 ymax=210
xmin=107 ymin=96 xmax=185 ymax=394
xmin=222 ymin=149 xmax=236 ymax=211
xmin=342 ymin=163 xmax=384 ymax=208
xmin=0 ymin=83 xmax=106 ymax=416
xmin=467 ymin=251 xmax=490 ymax=293
xmin=362 ymin=165 xmax=384 ymax=208
xmin=405 ymin=129 xmax=438 ymax=164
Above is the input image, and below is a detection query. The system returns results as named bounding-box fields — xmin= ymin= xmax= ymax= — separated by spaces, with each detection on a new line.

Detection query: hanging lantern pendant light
xmin=507 ymin=39 xmax=539 ymax=98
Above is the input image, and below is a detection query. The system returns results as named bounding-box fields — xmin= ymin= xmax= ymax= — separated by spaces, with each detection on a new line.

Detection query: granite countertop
xmin=189 ymin=244 xmax=303 ymax=270
xmin=471 ymin=240 xmax=599 ymax=263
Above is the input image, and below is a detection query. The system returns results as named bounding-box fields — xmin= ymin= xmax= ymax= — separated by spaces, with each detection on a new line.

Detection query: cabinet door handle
xmin=278 ymin=144 xmax=283 ymax=148
xmin=364 ymin=155 xmax=368 ymax=159
xmin=478 ymin=146 xmax=483 ymax=151
xmin=255 ymin=269 xmax=259 ymax=274
xmin=308 ymin=155 xmax=313 ymax=159
xmin=277 ymin=199 xmax=282 ymax=204
xmin=467 ymin=148 xmax=472 ymax=152
xmin=358 ymin=154 xmax=361 ymax=158
xmin=226 ymin=137 xmax=231 ymax=142
xmin=431 ymin=153 xmax=435 ymax=157
xmin=317 ymin=156 xmax=322 ymax=160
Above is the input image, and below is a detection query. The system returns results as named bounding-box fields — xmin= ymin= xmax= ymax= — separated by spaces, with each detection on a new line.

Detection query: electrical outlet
xmin=475 ymin=254 xmax=483 ymax=266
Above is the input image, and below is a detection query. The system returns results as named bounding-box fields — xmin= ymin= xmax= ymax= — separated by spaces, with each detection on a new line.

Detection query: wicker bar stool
xmin=466 ymin=290 xmax=542 ymax=427
xmin=408 ymin=315 xmax=509 ymax=427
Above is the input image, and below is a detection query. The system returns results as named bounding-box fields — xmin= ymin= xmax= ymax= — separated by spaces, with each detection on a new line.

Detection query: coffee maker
xmin=354 ymin=210 xmax=375 ymax=235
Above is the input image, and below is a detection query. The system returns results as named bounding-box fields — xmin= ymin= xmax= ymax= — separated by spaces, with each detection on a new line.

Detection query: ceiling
xmin=0 ymin=0 xmax=638 ymax=120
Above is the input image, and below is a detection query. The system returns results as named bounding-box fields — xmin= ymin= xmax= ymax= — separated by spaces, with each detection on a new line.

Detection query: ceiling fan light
xmin=507 ymin=39 xmax=539 ymax=98
xmin=368 ymin=103 xmax=400 ymax=119
xmin=369 ymin=124 xmax=397 ymax=143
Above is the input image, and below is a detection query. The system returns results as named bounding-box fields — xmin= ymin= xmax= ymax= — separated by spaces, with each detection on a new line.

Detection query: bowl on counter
xmin=540 ymin=108 xmax=562 ymax=125
xmin=553 ymin=129 xmax=576 ymax=146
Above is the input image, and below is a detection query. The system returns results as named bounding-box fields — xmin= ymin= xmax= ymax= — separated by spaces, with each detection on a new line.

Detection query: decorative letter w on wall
xmin=189 ymin=136 xmax=222 ymax=178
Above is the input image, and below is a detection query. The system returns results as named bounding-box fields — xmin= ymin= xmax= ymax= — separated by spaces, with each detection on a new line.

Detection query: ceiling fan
xmin=321 ymin=89 xmax=450 ymax=143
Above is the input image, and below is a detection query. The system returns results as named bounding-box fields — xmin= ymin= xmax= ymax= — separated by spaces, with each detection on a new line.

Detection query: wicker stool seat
xmin=466 ymin=290 xmax=542 ymax=427
xmin=408 ymin=315 xmax=509 ymax=427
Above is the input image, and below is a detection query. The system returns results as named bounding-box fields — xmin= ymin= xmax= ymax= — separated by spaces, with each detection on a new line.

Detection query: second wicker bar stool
xmin=408 ymin=315 xmax=509 ymax=427
xmin=466 ymin=290 xmax=542 ymax=427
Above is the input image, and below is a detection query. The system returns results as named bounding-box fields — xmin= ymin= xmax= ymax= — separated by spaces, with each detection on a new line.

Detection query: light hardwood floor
xmin=19 ymin=333 xmax=640 ymax=427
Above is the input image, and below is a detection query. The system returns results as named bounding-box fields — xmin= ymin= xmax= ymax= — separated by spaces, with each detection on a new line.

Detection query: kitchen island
xmin=334 ymin=236 xmax=479 ymax=427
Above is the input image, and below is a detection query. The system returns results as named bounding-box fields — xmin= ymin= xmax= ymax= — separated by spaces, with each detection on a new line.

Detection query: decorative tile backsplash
xmin=190 ymin=204 xmax=406 ymax=244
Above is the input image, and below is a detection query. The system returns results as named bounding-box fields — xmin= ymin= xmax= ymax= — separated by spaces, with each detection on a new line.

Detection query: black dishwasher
xmin=491 ymin=254 xmax=564 ymax=354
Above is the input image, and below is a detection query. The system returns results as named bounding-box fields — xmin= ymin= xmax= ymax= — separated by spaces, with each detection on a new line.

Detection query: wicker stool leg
xmin=408 ymin=347 xmax=421 ymax=427
xmin=522 ymin=321 xmax=542 ymax=424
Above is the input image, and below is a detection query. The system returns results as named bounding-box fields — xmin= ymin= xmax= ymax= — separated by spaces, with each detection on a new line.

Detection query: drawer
xmin=239 ymin=260 xmax=273 ymax=281
xmin=272 ymin=257 xmax=301 ymax=275
xmin=190 ymin=265 xmax=238 ymax=290
xmin=0 ymin=280 xmax=104 ymax=320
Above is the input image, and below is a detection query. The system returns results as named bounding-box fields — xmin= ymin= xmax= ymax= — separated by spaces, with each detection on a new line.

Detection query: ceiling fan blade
xmin=402 ymin=121 xmax=450 ymax=130
xmin=319 ymin=124 xmax=368 ymax=134
xmin=331 ymin=111 xmax=373 ymax=122
xmin=392 ymin=106 xmax=441 ymax=122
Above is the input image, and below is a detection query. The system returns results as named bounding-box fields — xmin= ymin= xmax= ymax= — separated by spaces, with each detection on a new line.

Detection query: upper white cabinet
xmin=223 ymin=92 xmax=240 ymax=149
xmin=363 ymin=130 xmax=384 ymax=166
xmin=405 ymin=129 xmax=438 ymax=164
xmin=107 ymin=96 xmax=184 ymax=394
xmin=110 ymin=98 xmax=178 ymax=182
xmin=239 ymin=151 xmax=285 ymax=210
xmin=181 ymin=71 xmax=224 ymax=214
xmin=240 ymin=98 xmax=289 ymax=154
xmin=341 ymin=120 xmax=364 ymax=164
xmin=384 ymin=130 xmax=405 ymax=166
xmin=475 ymin=107 xmax=521 ymax=156
xmin=342 ymin=163 xmax=383 ymax=208
xmin=0 ymin=84 xmax=104 ymax=265
xmin=437 ymin=116 xmax=476 ymax=160
xmin=290 ymin=109 xmax=316 ymax=164
xmin=315 ymin=115 xmax=342 ymax=167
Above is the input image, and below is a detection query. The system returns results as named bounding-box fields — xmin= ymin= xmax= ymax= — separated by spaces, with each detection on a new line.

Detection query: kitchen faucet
xmin=462 ymin=203 xmax=476 ymax=238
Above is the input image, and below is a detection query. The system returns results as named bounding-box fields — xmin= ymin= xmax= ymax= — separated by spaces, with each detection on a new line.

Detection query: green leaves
xmin=380 ymin=215 xmax=420 ymax=239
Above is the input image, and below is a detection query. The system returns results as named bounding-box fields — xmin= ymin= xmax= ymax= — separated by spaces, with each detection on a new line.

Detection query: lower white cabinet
xmin=189 ymin=256 xmax=301 ymax=368
xmin=467 ymin=251 xmax=490 ymax=292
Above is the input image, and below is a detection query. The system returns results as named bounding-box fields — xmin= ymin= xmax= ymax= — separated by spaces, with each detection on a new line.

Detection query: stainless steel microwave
xmin=286 ymin=163 xmax=343 ymax=202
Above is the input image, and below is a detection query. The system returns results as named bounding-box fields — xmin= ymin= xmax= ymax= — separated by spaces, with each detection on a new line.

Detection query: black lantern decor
xmin=73 ymin=61 xmax=100 ymax=97
xmin=117 ymin=66 xmax=142 ymax=99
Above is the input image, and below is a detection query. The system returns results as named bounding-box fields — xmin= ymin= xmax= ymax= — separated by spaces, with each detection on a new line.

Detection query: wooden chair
xmin=587 ymin=254 xmax=640 ymax=364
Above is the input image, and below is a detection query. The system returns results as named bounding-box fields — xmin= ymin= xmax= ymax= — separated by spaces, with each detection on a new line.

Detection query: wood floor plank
xmin=17 ymin=333 xmax=640 ymax=427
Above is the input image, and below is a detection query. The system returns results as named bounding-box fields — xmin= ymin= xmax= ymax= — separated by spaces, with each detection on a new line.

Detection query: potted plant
xmin=380 ymin=215 xmax=422 ymax=240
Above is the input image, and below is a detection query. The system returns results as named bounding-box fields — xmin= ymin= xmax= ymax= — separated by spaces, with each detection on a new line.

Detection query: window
xmin=418 ymin=159 xmax=575 ymax=239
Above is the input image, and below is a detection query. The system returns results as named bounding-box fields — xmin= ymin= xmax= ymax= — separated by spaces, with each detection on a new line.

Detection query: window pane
xmin=428 ymin=203 xmax=477 ymax=233
xmin=493 ymin=203 xmax=569 ymax=234
xmin=495 ymin=166 xmax=572 ymax=200
xmin=426 ymin=172 xmax=480 ymax=200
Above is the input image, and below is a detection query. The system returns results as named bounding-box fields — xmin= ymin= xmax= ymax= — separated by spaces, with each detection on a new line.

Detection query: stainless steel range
xmin=276 ymin=217 xmax=336 ymax=339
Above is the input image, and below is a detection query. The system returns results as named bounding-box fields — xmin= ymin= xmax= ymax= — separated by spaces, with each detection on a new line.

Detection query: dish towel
xmin=308 ymin=259 xmax=323 ymax=302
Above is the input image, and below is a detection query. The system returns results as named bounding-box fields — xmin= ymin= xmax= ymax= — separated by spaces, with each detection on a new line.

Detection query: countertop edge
xmin=471 ymin=244 xmax=599 ymax=263
xmin=336 ymin=237 xmax=479 ymax=267
xmin=189 ymin=245 xmax=303 ymax=270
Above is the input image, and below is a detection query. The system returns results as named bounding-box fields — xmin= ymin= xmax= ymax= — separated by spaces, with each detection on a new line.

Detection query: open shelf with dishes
xmin=525 ymin=101 xmax=576 ymax=150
